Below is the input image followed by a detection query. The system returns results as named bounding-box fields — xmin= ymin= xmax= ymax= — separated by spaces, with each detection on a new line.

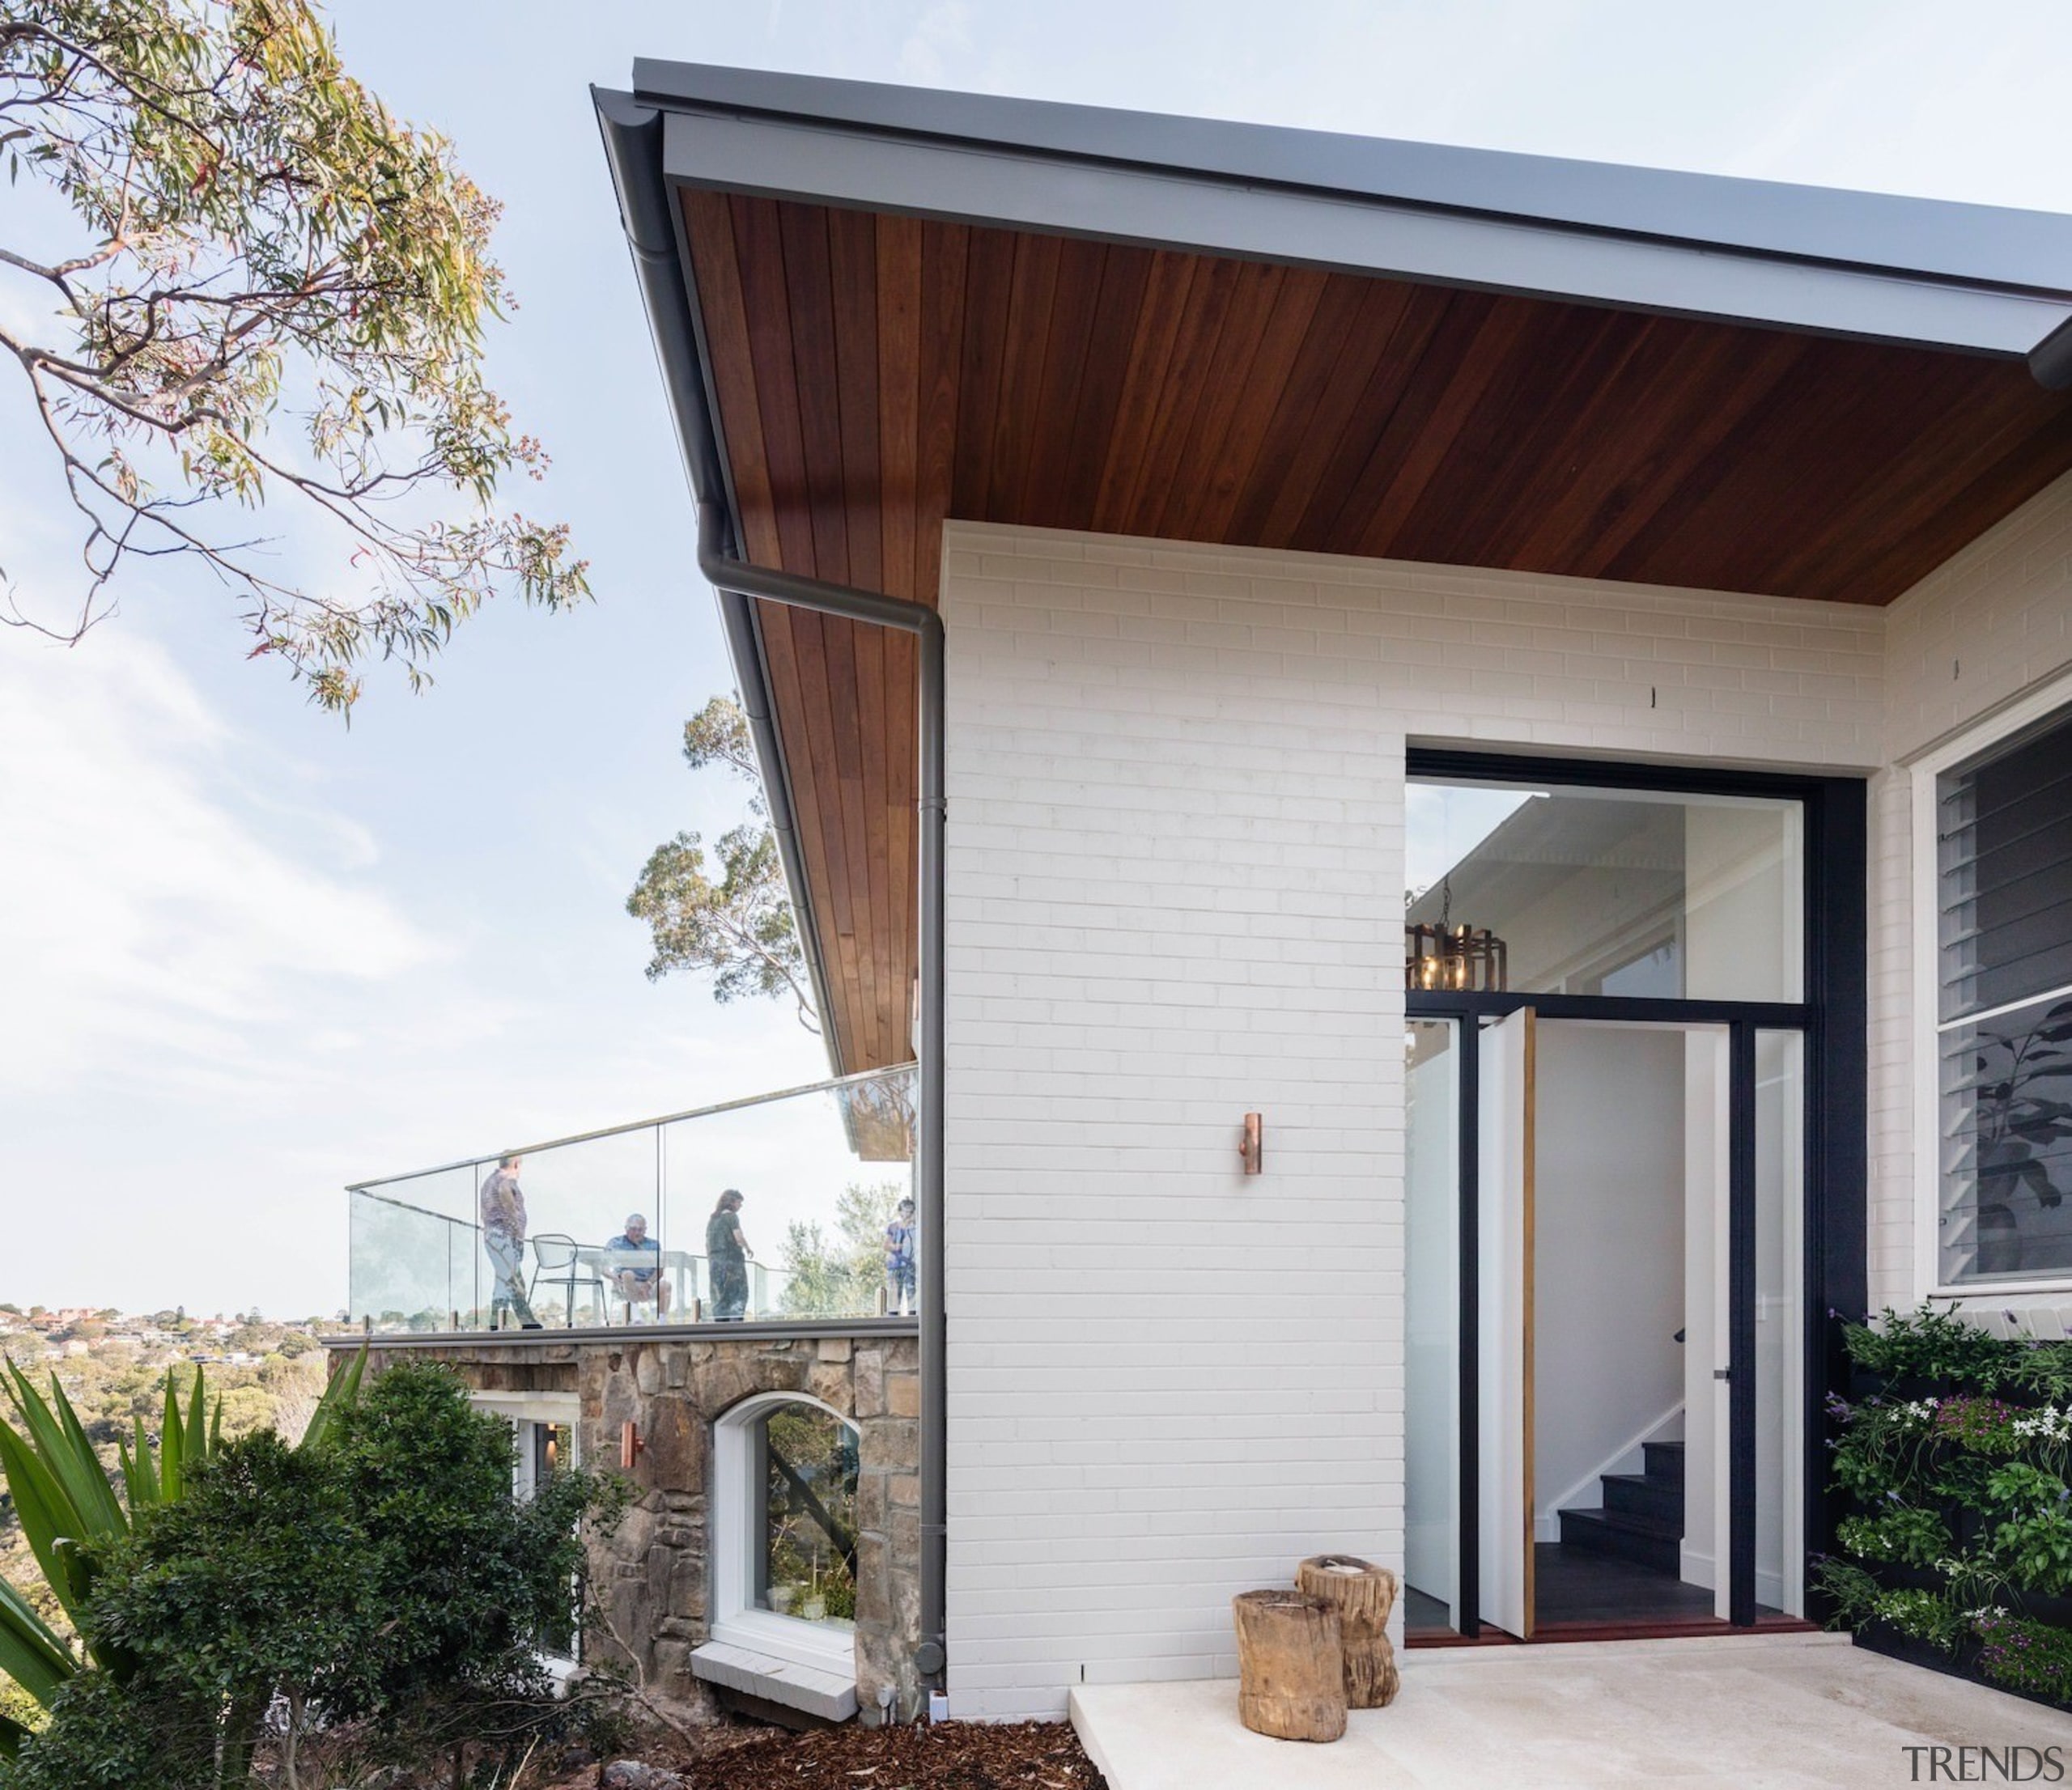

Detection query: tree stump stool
xmin=1296 ymin=1555 xmax=1400 ymax=1708
xmin=1231 ymin=1590 xmax=1346 ymax=1742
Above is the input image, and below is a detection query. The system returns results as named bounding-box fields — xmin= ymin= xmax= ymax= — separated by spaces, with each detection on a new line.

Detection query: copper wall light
xmin=1239 ymin=1113 xmax=1263 ymax=1174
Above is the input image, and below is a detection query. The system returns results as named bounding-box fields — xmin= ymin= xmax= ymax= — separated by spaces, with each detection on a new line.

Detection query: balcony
xmin=346 ymin=1066 xmax=918 ymax=1334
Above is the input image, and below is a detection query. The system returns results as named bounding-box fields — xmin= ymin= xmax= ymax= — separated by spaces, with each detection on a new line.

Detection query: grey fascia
xmin=635 ymin=59 xmax=2072 ymax=363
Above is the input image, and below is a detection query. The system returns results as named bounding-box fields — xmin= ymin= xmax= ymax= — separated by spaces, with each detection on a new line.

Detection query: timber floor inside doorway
xmin=1404 ymin=1546 xmax=1798 ymax=1644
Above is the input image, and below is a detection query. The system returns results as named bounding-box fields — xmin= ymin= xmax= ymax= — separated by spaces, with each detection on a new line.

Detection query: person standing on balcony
xmin=480 ymin=1154 xmax=542 ymax=1329
xmin=885 ymin=1197 xmax=917 ymax=1316
xmin=706 ymin=1188 xmax=752 ymax=1321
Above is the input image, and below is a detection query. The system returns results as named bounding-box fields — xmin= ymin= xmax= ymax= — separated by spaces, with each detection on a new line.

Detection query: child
xmin=885 ymin=1198 xmax=918 ymax=1316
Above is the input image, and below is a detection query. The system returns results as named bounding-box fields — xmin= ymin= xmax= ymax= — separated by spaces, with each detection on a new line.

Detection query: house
xmin=345 ymin=60 xmax=2072 ymax=1730
xmin=583 ymin=59 xmax=2072 ymax=1721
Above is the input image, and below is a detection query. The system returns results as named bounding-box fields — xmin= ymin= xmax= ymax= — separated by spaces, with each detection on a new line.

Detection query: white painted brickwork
xmin=940 ymin=523 xmax=1888 ymax=1719
xmin=1866 ymin=474 xmax=2072 ymax=1313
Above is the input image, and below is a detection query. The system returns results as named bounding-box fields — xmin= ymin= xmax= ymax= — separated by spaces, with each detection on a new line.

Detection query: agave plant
xmin=0 ymin=1347 xmax=367 ymax=1757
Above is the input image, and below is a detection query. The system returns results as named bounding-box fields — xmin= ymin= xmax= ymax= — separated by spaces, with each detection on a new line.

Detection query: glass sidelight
xmin=1403 ymin=1020 xmax=1462 ymax=1637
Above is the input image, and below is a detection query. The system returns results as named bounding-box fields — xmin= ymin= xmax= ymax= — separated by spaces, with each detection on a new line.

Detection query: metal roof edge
xmin=628 ymin=58 xmax=2072 ymax=307
xmin=592 ymin=85 xmax=848 ymax=1078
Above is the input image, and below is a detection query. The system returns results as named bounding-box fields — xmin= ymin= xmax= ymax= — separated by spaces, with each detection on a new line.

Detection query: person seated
xmin=606 ymin=1213 xmax=670 ymax=1322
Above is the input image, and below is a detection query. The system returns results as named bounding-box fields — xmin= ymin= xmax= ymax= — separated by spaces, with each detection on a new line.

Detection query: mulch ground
xmin=540 ymin=1720 xmax=1108 ymax=1790
xmin=675 ymin=1721 xmax=1106 ymax=1790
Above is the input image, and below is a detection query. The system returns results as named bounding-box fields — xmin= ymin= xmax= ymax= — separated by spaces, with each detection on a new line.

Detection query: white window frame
xmin=1913 ymin=668 xmax=2072 ymax=1300
xmin=710 ymin=1391 xmax=858 ymax=1677
xmin=469 ymin=1391 xmax=583 ymax=1669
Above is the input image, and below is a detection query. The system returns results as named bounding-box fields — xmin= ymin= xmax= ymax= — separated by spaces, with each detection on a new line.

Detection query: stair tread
xmin=1560 ymin=1505 xmax=1682 ymax=1542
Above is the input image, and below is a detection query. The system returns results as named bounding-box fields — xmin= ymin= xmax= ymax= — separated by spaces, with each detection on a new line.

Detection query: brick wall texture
xmin=938 ymin=469 xmax=2072 ymax=1717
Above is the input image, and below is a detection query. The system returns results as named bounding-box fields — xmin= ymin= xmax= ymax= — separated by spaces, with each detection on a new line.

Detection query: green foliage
xmin=1975 ymin=1611 xmax=2072 ymax=1699
xmin=628 ymin=695 xmax=816 ymax=1032
xmin=0 ymin=0 xmax=588 ymax=711
xmin=779 ymin=1183 xmax=905 ymax=1318
xmin=1840 ymin=1303 xmax=2026 ymax=1390
xmin=322 ymin=1359 xmax=618 ymax=1720
xmin=1833 ymin=1502 xmax=1951 ymax=1570
xmin=0 ymin=1346 xmax=364 ymax=1738
xmin=1823 ymin=1306 xmax=2072 ymax=1701
xmin=2 ymin=1358 xmax=621 ymax=1790
xmin=57 ymin=1433 xmax=374 ymax=1789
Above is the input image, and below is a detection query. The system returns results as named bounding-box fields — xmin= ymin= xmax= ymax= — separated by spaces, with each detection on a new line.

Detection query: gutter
xmin=591 ymin=98 xmax=843 ymax=1071
xmin=594 ymin=88 xmax=952 ymax=1701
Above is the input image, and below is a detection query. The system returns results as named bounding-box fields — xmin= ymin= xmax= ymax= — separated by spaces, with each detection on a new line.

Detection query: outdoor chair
xmin=526 ymin=1233 xmax=606 ymax=1328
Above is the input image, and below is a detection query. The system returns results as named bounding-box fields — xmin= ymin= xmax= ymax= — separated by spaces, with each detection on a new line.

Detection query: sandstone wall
xmin=354 ymin=1329 xmax=923 ymax=1722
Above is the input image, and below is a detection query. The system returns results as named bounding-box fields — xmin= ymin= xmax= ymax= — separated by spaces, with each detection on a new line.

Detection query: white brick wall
xmin=1867 ymin=473 xmax=2072 ymax=1313
xmin=940 ymin=524 xmax=1887 ymax=1718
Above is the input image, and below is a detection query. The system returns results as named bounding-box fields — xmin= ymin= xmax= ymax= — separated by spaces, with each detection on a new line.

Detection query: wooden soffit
xmin=679 ymin=188 xmax=2072 ymax=1068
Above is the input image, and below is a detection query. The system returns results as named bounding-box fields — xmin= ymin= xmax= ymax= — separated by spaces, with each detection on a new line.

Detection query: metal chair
xmin=527 ymin=1234 xmax=606 ymax=1328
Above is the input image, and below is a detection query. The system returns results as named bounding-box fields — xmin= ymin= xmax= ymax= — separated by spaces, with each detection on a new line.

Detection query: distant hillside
xmin=0 ymin=1304 xmax=334 ymax=1645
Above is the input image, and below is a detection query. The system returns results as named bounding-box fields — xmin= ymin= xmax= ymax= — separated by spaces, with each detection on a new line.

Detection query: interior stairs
xmin=1556 ymin=1437 xmax=1684 ymax=1574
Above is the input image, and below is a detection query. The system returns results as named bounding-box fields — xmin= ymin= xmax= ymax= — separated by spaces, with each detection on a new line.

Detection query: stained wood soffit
xmin=677 ymin=187 xmax=2072 ymax=1073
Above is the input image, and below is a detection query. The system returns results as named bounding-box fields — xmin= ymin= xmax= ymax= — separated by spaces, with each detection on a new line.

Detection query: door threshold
xmin=1408 ymin=1614 xmax=1818 ymax=1649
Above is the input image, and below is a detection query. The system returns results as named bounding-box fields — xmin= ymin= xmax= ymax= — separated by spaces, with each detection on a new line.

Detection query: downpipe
xmin=597 ymin=87 xmax=950 ymax=1702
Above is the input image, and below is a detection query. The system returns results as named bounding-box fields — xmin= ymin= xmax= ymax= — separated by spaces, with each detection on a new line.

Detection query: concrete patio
xmin=1070 ymin=1634 xmax=2072 ymax=1788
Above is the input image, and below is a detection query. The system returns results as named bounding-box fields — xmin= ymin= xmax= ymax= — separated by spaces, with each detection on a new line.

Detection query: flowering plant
xmin=1817 ymin=1305 xmax=2072 ymax=1704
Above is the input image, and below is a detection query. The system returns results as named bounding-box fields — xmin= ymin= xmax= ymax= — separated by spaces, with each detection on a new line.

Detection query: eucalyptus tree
xmin=0 ymin=0 xmax=587 ymax=710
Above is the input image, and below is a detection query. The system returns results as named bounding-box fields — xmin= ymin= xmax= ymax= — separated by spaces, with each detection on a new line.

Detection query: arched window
xmin=711 ymin=1393 xmax=860 ymax=1676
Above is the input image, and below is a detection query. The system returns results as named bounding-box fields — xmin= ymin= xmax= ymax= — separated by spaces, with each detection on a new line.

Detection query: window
xmin=1405 ymin=779 xmax=1804 ymax=1002
xmin=1928 ymin=694 xmax=2072 ymax=1287
xmin=751 ymin=1404 xmax=859 ymax=1630
xmin=711 ymin=1394 xmax=860 ymax=1677
xmin=469 ymin=1393 xmax=582 ymax=1664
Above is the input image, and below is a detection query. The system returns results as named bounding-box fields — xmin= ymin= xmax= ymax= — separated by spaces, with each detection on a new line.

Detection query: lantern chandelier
xmin=1404 ymin=876 xmax=1509 ymax=992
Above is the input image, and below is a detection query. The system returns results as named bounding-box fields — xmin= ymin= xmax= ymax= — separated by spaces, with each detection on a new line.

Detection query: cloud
xmin=0 ymin=626 xmax=439 ymax=1096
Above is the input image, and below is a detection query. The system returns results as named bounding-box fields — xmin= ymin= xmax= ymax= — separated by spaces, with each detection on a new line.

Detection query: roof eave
xmin=631 ymin=57 xmax=2072 ymax=371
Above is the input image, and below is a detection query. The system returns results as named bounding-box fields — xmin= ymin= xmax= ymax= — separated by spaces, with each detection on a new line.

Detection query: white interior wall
xmin=1531 ymin=1024 xmax=1686 ymax=1539
xmin=941 ymin=523 xmax=1883 ymax=1719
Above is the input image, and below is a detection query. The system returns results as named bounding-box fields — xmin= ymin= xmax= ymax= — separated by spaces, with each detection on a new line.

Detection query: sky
xmin=2 ymin=0 xmax=2070 ymax=1319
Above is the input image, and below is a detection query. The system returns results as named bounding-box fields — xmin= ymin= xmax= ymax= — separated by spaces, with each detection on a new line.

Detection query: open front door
xmin=1476 ymin=1007 xmax=1535 ymax=1638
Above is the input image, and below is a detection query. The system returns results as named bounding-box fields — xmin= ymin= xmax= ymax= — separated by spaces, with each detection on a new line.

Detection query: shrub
xmin=1823 ymin=1306 xmax=2072 ymax=1706
xmin=2 ymin=1361 xmax=625 ymax=1790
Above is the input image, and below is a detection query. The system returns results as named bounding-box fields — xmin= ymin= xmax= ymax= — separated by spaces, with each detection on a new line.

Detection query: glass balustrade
xmin=344 ymin=1066 xmax=919 ymax=1334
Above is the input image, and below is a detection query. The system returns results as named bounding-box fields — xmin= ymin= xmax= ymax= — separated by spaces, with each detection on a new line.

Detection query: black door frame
xmin=1405 ymin=749 xmax=1866 ymax=1638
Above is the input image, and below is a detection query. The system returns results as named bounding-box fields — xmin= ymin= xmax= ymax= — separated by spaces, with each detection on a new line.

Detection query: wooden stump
xmin=1296 ymin=1555 xmax=1401 ymax=1708
xmin=1232 ymin=1590 xmax=1346 ymax=1742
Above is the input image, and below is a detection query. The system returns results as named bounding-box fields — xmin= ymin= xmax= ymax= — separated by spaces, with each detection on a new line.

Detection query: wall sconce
xmin=1239 ymin=1113 xmax=1263 ymax=1175
xmin=620 ymin=1420 xmax=645 ymax=1471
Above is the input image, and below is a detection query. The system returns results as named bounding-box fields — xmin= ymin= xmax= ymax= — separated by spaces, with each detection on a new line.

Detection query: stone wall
xmin=350 ymin=1326 xmax=923 ymax=1722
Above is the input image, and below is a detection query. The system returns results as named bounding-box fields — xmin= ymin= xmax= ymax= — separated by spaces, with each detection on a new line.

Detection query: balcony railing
xmin=346 ymin=1065 xmax=919 ymax=1334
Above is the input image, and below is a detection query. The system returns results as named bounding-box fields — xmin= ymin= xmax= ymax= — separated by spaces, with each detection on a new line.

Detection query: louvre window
xmin=1937 ymin=701 xmax=2072 ymax=1284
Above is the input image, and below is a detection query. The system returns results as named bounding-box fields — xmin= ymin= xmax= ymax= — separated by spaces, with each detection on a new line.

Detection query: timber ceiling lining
xmin=678 ymin=186 xmax=2072 ymax=1069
